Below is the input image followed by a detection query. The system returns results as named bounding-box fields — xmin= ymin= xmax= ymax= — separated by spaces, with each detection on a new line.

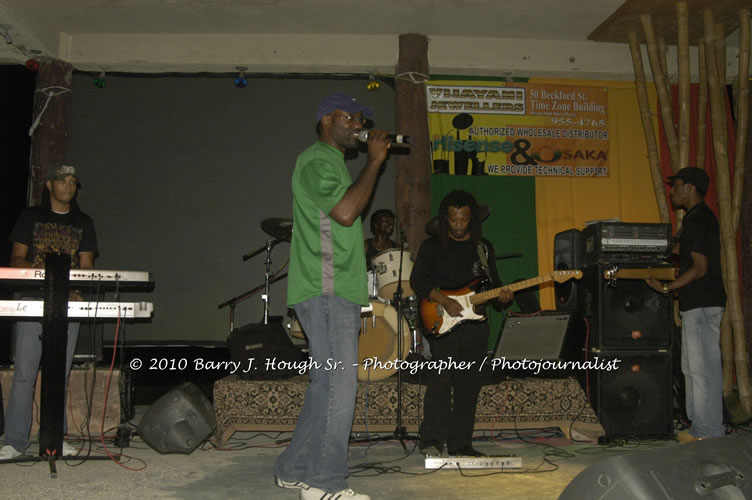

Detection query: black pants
xmin=420 ymin=321 xmax=488 ymax=451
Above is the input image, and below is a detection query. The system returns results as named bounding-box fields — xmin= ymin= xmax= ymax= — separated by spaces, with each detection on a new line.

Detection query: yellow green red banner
xmin=426 ymin=82 xmax=610 ymax=177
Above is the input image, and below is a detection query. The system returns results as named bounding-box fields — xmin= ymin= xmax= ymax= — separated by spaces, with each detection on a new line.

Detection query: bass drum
xmin=357 ymin=302 xmax=410 ymax=382
xmin=372 ymin=248 xmax=414 ymax=300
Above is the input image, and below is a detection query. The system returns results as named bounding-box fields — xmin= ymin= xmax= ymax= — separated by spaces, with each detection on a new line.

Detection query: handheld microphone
xmin=358 ymin=130 xmax=410 ymax=144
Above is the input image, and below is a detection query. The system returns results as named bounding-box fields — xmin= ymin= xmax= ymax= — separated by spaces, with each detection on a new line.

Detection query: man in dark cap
xmin=645 ymin=166 xmax=726 ymax=442
xmin=273 ymin=93 xmax=391 ymax=500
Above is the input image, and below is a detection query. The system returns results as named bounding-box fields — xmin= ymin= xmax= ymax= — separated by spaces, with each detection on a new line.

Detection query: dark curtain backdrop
xmin=67 ymin=74 xmax=396 ymax=342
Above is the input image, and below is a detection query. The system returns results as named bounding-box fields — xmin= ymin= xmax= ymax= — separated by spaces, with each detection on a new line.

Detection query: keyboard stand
xmin=1 ymin=254 xmax=119 ymax=477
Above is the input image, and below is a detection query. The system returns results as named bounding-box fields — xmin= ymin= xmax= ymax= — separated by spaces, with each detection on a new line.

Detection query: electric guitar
xmin=418 ymin=270 xmax=582 ymax=337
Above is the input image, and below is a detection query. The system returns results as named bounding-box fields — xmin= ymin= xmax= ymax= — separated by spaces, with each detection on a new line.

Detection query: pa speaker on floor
xmin=559 ymin=434 xmax=752 ymax=499
xmin=553 ymin=229 xmax=582 ymax=311
xmin=138 ymin=382 xmax=216 ymax=454
xmin=585 ymin=350 xmax=672 ymax=439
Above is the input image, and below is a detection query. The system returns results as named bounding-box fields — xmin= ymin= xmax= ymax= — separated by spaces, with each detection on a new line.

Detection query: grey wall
xmin=68 ymin=75 xmax=396 ymax=342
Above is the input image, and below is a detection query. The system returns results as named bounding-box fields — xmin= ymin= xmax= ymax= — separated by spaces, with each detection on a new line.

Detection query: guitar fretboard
xmin=469 ymin=271 xmax=581 ymax=305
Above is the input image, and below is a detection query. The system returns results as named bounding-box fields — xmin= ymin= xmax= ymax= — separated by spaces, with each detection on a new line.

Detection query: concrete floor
xmin=0 ymin=422 xmax=686 ymax=500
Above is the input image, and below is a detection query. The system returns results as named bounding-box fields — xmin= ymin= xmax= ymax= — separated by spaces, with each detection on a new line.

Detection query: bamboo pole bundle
xmin=697 ymin=40 xmax=709 ymax=168
xmin=629 ymin=31 xmax=671 ymax=223
xmin=677 ymin=2 xmax=690 ymax=170
xmin=641 ymin=14 xmax=679 ymax=172
xmin=703 ymin=9 xmax=751 ymax=414
xmin=729 ymin=7 xmax=750 ymax=401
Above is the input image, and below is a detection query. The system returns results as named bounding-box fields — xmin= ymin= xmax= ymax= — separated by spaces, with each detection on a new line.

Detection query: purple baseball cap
xmin=315 ymin=92 xmax=374 ymax=122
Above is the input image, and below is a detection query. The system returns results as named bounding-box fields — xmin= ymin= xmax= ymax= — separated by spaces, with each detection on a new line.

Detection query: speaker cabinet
xmin=584 ymin=350 xmax=672 ymax=439
xmin=578 ymin=264 xmax=673 ymax=350
xmin=559 ymin=434 xmax=752 ymax=499
xmin=138 ymin=382 xmax=216 ymax=454
xmin=553 ymin=229 xmax=582 ymax=311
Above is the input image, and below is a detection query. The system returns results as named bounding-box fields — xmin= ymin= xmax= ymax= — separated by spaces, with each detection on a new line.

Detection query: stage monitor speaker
xmin=138 ymin=382 xmax=216 ymax=454
xmin=494 ymin=313 xmax=582 ymax=377
xmin=559 ymin=434 xmax=752 ymax=499
xmin=553 ymin=229 xmax=582 ymax=311
xmin=584 ymin=350 xmax=672 ymax=439
xmin=578 ymin=264 xmax=673 ymax=350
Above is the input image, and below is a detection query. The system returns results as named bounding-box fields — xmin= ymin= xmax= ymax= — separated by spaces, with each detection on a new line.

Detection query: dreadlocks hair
xmin=438 ymin=190 xmax=482 ymax=247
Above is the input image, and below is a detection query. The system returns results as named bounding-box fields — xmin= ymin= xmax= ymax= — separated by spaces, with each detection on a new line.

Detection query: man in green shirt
xmin=274 ymin=92 xmax=391 ymax=500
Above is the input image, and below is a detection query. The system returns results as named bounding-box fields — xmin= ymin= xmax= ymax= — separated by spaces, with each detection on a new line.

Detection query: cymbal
xmin=424 ymin=204 xmax=491 ymax=236
xmin=261 ymin=218 xmax=293 ymax=242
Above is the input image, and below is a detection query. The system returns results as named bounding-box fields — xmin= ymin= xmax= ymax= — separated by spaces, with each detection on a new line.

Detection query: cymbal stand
xmin=261 ymin=238 xmax=275 ymax=325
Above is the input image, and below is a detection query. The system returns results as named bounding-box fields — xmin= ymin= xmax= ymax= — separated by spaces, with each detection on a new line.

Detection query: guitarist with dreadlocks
xmin=411 ymin=190 xmax=513 ymax=458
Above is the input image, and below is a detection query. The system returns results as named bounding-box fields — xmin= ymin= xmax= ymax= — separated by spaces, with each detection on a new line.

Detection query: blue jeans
xmin=3 ymin=321 xmax=79 ymax=453
xmin=680 ymin=307 xmax=725 ymax=438
xmin=273 ymin=295 xmax=361 ymax=492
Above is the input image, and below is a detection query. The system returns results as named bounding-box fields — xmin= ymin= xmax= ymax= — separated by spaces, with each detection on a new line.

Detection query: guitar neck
xmin=608 ymin=267 xmax=676 ymax=281
xmin=470 ymin=274 xmax=553 ymax=305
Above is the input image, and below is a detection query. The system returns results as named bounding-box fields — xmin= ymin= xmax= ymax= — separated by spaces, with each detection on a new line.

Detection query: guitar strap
xmin=476 ymin=242 xmax=492 ymax=281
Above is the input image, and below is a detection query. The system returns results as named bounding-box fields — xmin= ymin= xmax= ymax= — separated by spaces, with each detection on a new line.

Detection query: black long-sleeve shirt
xmin=410 ymin=236 xmax=502 ymax=300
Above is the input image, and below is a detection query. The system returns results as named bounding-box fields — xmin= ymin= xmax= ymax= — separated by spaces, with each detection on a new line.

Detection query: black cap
xmin=667 ymin=167 xmax=709 ymax=195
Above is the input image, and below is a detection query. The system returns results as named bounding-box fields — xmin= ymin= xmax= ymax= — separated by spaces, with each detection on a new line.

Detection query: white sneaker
xmin=275 ymin=476 xmax=309 ymax=490
xmin=62 ymin=442 xmax=78 ymax=457
xmin=0 ymin=445 xmax=22 ymax=460
xmin=300 ymin=486 xmax=370 ymax=500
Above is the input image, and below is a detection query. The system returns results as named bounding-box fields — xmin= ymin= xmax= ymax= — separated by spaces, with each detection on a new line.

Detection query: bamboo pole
xmin=732 ymin=9 xmax=750 ymax=232
xmin=704 ymin=9 xmax=752 ymax=414
xmin=641 ymin=14 xmax=679 ymax=172
xmin=659 ymin=37 xmax=673 ymax=102
xmin=629 ymin=32 xmax=671 ymax=223
xmin=697 ymin=40 xmax=709 ymax=168
xmin=716 ymin=23 xmax=727 ymax=86
xmin=677 ymin=2 xmax=690 ymax=171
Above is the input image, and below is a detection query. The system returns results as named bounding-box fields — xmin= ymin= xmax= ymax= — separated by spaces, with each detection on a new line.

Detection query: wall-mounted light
xmin=234 ymin=66 xmax=248 ymax=88
xmin=93 ymin=70 xmax=106 ymax=88
xmin=367 ymin=73 xmax=380 ymax=91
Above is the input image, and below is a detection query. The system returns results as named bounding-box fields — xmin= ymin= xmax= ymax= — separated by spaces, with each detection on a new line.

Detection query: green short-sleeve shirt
xmin=287 ymin=141 xmax=368 ymax=306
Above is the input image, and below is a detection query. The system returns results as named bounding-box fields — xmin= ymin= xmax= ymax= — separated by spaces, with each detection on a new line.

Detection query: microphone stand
xmin=391 ymin=236 xmax=417 ymax=451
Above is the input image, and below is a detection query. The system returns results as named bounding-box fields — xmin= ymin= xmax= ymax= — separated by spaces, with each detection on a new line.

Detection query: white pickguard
xmin=437 ymin=291 xmax=486 ymax=335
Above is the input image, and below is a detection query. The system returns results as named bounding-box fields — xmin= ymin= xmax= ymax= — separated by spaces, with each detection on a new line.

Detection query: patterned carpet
xmin=213 ymin=374 xmax=602 ymax=445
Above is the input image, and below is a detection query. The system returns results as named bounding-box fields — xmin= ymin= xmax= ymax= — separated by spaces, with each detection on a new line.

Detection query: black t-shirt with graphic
xmin=9 ymin=206 xmax=98 ymax=269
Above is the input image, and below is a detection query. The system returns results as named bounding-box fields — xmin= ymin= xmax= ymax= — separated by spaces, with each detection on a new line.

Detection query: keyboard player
xmin=0 ymin=165 xmax=98 ymax=461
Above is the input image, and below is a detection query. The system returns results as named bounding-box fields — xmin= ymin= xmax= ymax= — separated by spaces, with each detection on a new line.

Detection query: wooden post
xmin=641 ymin=14 xmax=679 ymax=172
xmin=29 ymin=59 xmax=73 ymax=206
xmin=394 ymin=33 xmax=431 ymax=255
xmin=704 ymin=9 xmax=751 ymax=414
xmin=628 ymin=32 xmax=671 ymax=223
